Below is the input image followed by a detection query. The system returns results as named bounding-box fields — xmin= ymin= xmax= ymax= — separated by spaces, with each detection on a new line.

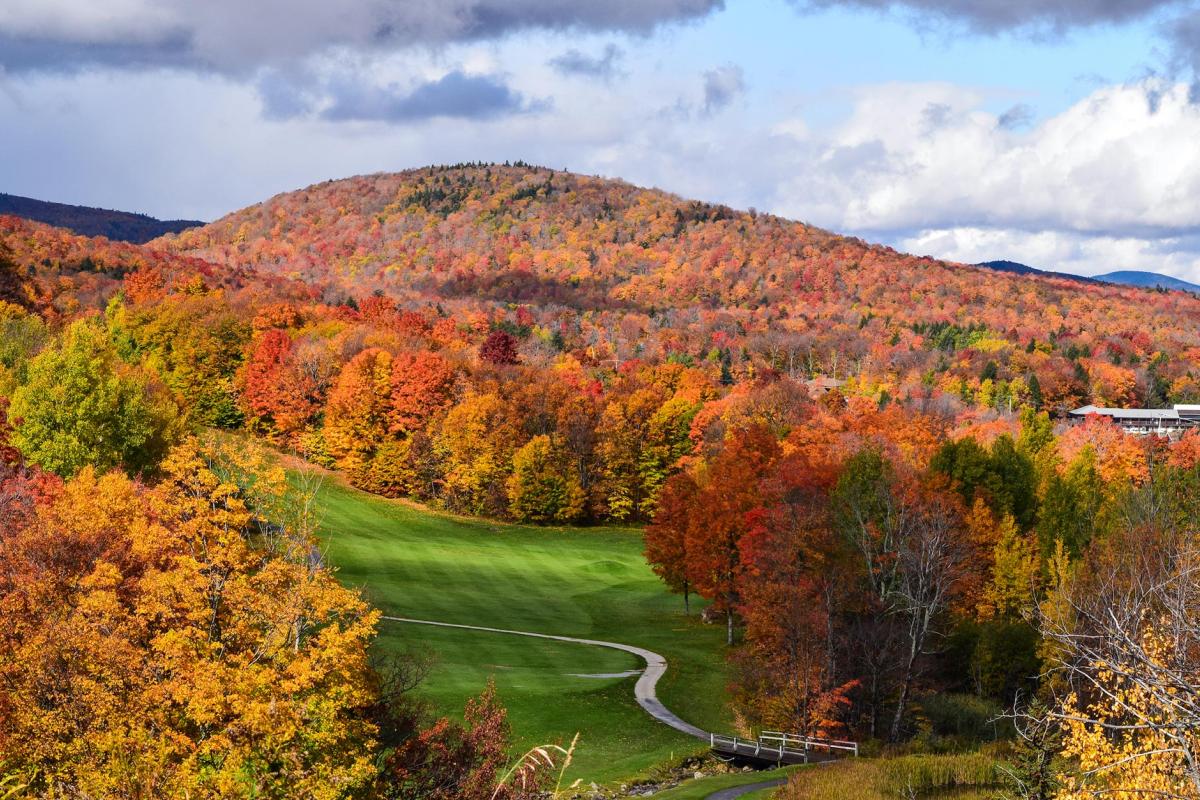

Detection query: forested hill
xmin=155 ymin=163 xmax=1200 ymax=406
xmin=4 ymin=164 xmax=1199 ymax=424
xmin=158 ymin=164 xmax=1197 ymax=317
xmin=0 ymin=192 xmax=203 ymax=243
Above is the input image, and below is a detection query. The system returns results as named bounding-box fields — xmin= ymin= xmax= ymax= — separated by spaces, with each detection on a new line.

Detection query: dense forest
xmin=0 ymin=192 xmax=203 ymax=244
xmin=2 ymin=164 xmax=1200 ymax=798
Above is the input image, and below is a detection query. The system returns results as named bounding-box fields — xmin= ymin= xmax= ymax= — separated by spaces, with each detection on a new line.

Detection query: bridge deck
xmin=709 ymin=732 xmax=858 ymax=767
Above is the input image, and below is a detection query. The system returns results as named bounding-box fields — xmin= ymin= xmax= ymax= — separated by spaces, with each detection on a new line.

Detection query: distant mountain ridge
xmin=0 ymin=192 xmax=203 ymax=244
xmin=1092 ymin=270 xmax=1200 ymax=292
xmin=975 ymin=260 xmax=1102 ymax=285
xmin=976 ymin=259 xmax=1199 ymax=293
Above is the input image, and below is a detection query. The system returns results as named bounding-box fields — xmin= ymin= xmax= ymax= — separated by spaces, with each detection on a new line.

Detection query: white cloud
xmin=4 ymin=28 xmax=1200 ymax=283
xmin=0 ymin=0 xmax=723 ymax=74
xmin=767 ymin=80 xmax=1200 ymax=241
xmin=899 ymin=226 xmax=1200 ymax=281
xmin=702 ymin=63 xmax=745 ymax=114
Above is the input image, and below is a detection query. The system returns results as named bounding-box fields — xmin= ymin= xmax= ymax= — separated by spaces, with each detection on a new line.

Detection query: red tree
xmin=380 ymin=681 xmax=535 ymax=800
xmin=736 ymin=449 xmax=855 ymax=735
xmin=241 ymin=329 xmax=318 ymax=438
xmin=479 ymin=330 xmax=519 ymax=365
xmin=685 ymin=425 xmax=780 ymax=645
xmin=645 ymin=472 xmax=698 ymax=614
xmin=389 ymin=351 xmax=457 ymax=435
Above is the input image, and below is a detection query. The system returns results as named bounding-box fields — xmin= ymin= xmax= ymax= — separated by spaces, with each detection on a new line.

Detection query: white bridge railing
xmin=709 ymin=731 xmax=859 ymax=762
xmin=709 ymin=733 xmax=811 ymax=763
xmin=759 ymin=731 xmax=859 ymax=758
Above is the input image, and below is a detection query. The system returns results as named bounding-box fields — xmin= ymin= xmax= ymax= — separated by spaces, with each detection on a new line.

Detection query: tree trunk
xmin=868 ymin=672 xmax=878 ymax=740
xmin=684 ymin=582 xmax=690 ymax=616
xmin=890 ymin=641 xmax=919 ymax=741
xmin=727 ymin=608 xmax=734 ymax=646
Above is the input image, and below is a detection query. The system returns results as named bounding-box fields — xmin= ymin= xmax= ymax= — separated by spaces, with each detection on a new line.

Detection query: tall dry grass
xmin=777 ymin=752 xmax=1002 ymax=800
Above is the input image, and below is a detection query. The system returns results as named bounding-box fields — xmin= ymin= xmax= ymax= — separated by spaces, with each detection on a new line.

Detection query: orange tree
xmin=0 ymin=437 xmax=380 ymax=799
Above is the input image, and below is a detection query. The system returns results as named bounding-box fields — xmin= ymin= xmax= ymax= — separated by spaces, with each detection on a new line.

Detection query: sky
xmin=2 ymin=0 xmax=1200 ymax=280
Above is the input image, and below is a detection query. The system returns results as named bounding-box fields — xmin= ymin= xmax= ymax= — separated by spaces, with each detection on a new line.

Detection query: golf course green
xmin=311 ymin=475 xmax=731 ymax=783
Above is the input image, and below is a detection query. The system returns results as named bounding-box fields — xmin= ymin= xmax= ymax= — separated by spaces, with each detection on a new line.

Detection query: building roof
xmin=1069 ymin=405 xmax=1184 ymax=420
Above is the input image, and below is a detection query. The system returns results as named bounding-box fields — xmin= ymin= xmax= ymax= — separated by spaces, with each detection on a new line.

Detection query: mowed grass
xmin=311 ymin=477 xmax=731 ymax=783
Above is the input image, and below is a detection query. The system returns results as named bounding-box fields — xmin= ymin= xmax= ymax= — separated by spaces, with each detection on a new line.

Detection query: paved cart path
xmin=381 ymin=616 xmax=709 ymax=740
xmin=705 ymin=778 xmax=788 ymax=800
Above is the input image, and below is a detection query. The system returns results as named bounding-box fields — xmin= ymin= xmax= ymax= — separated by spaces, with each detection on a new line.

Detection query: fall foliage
xmin=0 ymin=437 xmax=380 ymax=798
xmin=2 ymin=165 xmax=1200 ymax=794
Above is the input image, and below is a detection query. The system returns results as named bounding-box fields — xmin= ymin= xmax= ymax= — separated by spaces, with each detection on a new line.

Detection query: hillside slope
xmin=159 ymin=165 xmax=1200 ymax=374
xmin=0 ymin=192 xmax=203 ymax=243
xmin=0 ymin=215 xmax=303 ymax=319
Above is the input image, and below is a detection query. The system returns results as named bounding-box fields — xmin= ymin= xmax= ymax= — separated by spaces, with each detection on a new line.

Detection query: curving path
xmin=381 ymin=616 xmax=709 ymax=740
xmin=704 ymin=778 xmax=788 ymax=800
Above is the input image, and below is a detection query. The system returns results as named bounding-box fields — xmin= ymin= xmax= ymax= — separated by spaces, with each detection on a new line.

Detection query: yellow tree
xmin=0 ymin=438 xmax=380 ymax=799
xmin=434 ymin=390 xmax=521 ymax=516
xmin=506 ymin=434 xmax=585 ymax=524
xmin=323 ymin=347 xmax=393 ymax=478
xmin=979 ymin=513 xmax=1040 ymax=621
xmin=1057 ymin=621 xmax=1200 ymax=800
xmin=1045 ymin=525 xmax=1200 ymax=799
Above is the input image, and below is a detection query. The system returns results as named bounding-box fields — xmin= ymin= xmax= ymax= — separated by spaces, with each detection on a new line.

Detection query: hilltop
xmin=153 ymin=164 xmax=1200 ymax=404
xmin=158 ymin=165 xmax=1197 ymax=320
xmin=0 ymin=192 xmax=203 ymax=244
xmin=5 ymin=163 xmax=1200 ymax=418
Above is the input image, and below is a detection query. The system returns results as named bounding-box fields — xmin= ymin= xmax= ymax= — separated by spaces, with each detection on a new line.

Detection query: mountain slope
xmin=0 ymin=192 xmax=203 ymax=244
xmin=975 ymin=260 xmax=1101 ymax=286
xmin=1093 ymin=270 xmax=1200 ymax=292
xmin=0 ymin=214 xmax=294 ymax=318
xmin=159 ymin=165 xmax=1200 ymax=334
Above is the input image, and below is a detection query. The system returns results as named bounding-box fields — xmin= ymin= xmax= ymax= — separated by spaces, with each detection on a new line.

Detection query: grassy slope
xmin=312 ymin=478 xmax=730 ymax=783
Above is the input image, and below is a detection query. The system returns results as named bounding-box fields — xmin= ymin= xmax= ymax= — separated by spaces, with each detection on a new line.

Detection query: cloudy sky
xmin=3 ymin=1 xmax=1200 ymax=280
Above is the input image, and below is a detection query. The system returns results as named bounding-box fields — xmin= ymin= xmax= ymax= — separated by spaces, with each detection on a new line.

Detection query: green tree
xmin=9 ymin=319 xmax=180 ymax=478
xmin=988 ymin=435 xmax=1038 ymax=529
xmin=0 ymin=301 xmax=46 ymax=395
xmin=930 ymin=435 xmax=1036 ymax=528
xmin=507 ymin=435 xmax=584 ymax=524
xmin=1027 ymin=372 xmax=1043 ymax=410
xmin=1037 ymin=450 xmax=1103 ymax=560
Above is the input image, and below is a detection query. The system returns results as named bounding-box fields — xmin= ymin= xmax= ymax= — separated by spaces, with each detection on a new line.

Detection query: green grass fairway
xmin=312 ymin=477 xmax=730 ymax=783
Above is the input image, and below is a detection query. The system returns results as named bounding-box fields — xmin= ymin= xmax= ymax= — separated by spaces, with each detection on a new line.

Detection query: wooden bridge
xmin=709 ymin=731 xmax=859 ymax=767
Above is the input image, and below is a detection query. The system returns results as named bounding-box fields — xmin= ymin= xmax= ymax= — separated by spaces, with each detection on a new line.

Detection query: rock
xmin=693 ymin=772 xmax=704 ymax=780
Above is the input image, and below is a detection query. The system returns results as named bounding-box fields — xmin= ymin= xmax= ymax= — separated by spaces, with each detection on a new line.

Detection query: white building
xmin=1069 ymin=404 xmax=1200 ymax=437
